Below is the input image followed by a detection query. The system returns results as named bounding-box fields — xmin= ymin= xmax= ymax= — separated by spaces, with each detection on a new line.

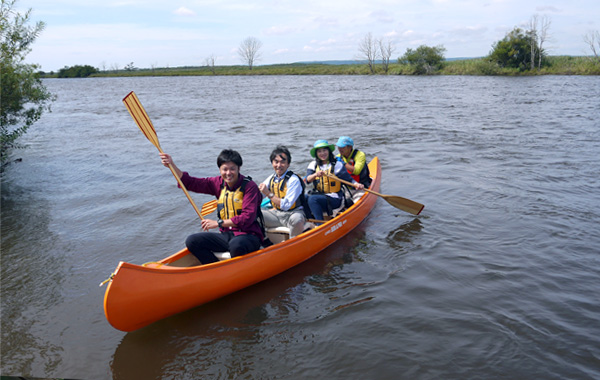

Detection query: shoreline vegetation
xmin=42 ymin=56 xmax=599 ymax=78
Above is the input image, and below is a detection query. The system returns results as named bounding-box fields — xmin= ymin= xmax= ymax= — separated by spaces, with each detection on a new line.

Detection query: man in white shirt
xmin=258 ymin=146 xmax=307 ymax=237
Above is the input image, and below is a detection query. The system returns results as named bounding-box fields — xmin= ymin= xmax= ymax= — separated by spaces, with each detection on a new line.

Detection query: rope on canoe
xmin=98 ymin=261 xmax=168 ymax=287
xmin=99 ymin=272 xmax=115 ymax=287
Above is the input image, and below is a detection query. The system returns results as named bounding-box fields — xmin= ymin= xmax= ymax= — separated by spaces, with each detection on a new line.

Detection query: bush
xmin=399 ymin=45 xmax=446 ymax=75
xmin=488 ymin=27 xmax=546 ymax=71
xmin=1 ymin=0 xmax=55 ymax=169
xmin=57 ymin=64 xmax=99 ymax=78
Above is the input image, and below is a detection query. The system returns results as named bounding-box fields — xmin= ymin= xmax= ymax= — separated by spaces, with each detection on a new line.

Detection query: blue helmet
xmin=336 ymin=136 xmax=354 ymax=148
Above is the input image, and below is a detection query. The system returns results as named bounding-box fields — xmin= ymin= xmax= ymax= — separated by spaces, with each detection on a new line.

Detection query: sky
xmin=17 ymin=0 xmax=600 ymax=72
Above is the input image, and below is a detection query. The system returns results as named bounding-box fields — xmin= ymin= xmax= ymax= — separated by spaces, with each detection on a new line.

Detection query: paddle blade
xmin=383 ymin=195 xmax=424 ymax=215
xmin=123 ymin=91 xmax=160 ymax=149
xmin=201 ymin=199 xmax=218 ymax=217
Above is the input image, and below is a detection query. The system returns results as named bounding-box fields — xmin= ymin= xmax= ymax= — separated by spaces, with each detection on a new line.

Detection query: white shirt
xmin=261 ymin=170 xmax=303 ymax=211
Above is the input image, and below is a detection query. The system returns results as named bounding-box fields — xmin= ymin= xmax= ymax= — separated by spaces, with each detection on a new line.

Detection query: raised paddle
xmin=123 ymin=91 xmax=204 ymax=220
xmin=324 ymin=172 xmax=424 ymax=215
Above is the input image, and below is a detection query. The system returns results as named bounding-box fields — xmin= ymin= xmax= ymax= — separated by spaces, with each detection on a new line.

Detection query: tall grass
xmin=440 ymin=56 xmax=600 ymax=75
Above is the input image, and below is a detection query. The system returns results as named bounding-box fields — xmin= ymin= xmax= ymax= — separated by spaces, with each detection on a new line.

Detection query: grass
xmin=92 ymin=63 xmax=375 ymax=77
xmin=439 ymin=56 xmax=600 ymax=75
xmin=42 ymin=56 xmax=600 ymax=78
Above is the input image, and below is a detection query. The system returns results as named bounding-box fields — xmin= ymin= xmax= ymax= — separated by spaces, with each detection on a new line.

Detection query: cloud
xmin=264 ymin=25 xmax=297 ymax=36
xmin=312 ymin=15 xmax=339 ymax=29
xmin=536 ymin=6 xmax=561 ymax=13
xmin=449 ymin=25 xmax=488 ymax=36
xmin=369 ymin=10 xmax=394 ymax=23
xmin=173 ymin=6 xmax=196 ymax=16
xmin=318 ymin=38 xmax=337 ymax=45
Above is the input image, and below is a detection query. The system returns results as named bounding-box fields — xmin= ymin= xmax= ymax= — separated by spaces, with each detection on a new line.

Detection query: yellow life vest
xmin=337 ymin=149 xmax=372 ymax=187
xmin=268 ymin=171 xmax=304 ymax=210
xmin=314 ymin=165 xmax=342 ymax=194
xmin=217 ymin=178 xmax=249 ymax=220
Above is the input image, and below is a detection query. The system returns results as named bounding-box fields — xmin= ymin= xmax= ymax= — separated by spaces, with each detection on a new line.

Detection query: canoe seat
xmin=266 ymin=222 xmax=316 ymax=244
xmin=263 ymin=191 xmax=365 ymax=244
xmin=214 ymin=252 xmax=232 ymax=261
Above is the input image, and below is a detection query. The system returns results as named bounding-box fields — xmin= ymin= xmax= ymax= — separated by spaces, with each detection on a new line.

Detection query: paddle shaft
xmin=123 ymin=91 xmax=204 ymax=220
xmin=324 ymin=172 xmax=378 ymax=196
xmin=324 ymin=172 xmax=424 ymax=215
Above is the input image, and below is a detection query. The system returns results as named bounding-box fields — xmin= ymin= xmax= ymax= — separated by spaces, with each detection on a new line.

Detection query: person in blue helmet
xmin=305 ymin=139 xmax=364 ymax=224
xmin=335 ymin=136 xmax=372 ymax=188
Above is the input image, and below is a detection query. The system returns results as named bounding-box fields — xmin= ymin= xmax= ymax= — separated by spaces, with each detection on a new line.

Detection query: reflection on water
xmin=386 ymin=218 xmax=423 ymax=246
xmin=1 ymin=181 xmax=65 ymax=376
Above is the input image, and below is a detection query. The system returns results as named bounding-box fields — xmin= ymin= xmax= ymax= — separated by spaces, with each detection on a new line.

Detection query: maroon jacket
xmin=180 ymin=172 xmax=263 ymax=240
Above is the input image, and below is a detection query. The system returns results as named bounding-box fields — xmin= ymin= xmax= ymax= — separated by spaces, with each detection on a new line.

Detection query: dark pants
xmin=185 ymin=231 xmax=261 ymax=264
xmin=307 ymin=194 xmax=342 ymax=224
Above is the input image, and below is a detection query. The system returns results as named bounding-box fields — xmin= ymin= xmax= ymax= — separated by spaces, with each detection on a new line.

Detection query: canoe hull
xmin=104 ymin=157 xmax=381 ymax=332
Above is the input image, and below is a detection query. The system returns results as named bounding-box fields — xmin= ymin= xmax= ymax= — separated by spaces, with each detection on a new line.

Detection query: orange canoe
xmin=103 ymin=157 xmax=381 ymax=332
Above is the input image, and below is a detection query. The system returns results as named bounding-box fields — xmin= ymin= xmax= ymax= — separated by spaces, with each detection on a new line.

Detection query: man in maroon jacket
xmin=160 ymin=149 xmax=263 ymax=264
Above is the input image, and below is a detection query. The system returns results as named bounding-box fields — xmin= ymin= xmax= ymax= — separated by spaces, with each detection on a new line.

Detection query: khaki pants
xmin=262 ymin=208 xmax=306 ymax=237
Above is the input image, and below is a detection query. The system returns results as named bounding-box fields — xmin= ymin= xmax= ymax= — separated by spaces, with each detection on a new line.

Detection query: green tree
xmin=399 ymin=45 xmax=446 ymax=75
xmin=57 ymin=64 xmax=99 ymax=78
xmin=488 ymin=27 xmax=544 ymax=70
xmin=1 ymin=0 xmax=55 ymax=169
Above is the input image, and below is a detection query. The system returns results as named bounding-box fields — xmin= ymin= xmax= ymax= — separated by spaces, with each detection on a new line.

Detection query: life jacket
xmin=217 ymin=176 xmax=270 ymax=246
xmin=341 ymin=150 xmax=372 ymax=187
xmin=268 ymin=171 xmax=300 ymax=210
xmin=217 ymin=177 xmax=249 ymax=220
xmin=313 ymin=164 xmax=342 ymax=194
xmin=268 ymin=171 xmax=312 ymax=219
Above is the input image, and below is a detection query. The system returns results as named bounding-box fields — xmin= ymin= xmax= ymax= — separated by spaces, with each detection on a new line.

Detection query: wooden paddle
xmin=324 ymin=172 xmax=424 ymax=215
xmin=123 ymin=91 xmax=204 ymax=220
xmin=201 ymin=199 xmax=218 ymax=216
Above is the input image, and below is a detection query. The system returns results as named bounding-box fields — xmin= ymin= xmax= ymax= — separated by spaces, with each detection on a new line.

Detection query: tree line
xmin=231 ymin=15 xmax=598 ymax=75
xmin=357 ymin=14 xmax=562 ymax=75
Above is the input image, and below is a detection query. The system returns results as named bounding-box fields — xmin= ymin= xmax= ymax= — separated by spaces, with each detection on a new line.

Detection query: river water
xmin=1 ymin=75 xmax=599 ymax=379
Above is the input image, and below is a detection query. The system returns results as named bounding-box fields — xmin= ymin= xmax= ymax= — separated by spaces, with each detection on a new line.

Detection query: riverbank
xmin=43 ymin=56 xmax=599 ymax=78
xmin=439 ymin=56 xmax=600 ymax=75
